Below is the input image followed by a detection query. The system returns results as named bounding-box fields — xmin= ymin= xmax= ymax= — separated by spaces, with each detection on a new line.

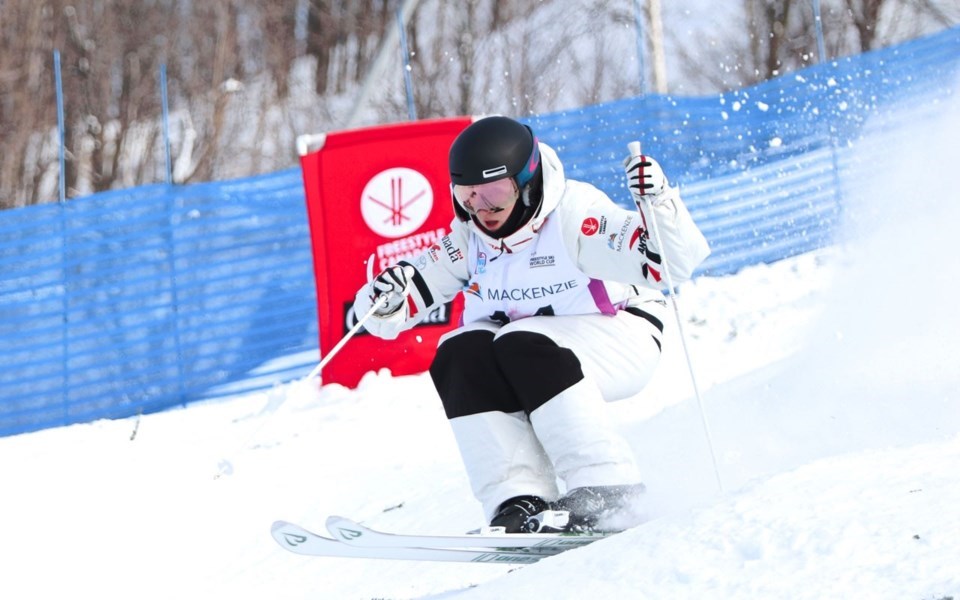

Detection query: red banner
xmin=299 ymin=117 xmax=472 ymax=388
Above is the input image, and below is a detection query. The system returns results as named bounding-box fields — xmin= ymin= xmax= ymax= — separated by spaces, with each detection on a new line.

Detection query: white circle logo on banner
xmin=360 ymin=167 xmax=433 ymax=239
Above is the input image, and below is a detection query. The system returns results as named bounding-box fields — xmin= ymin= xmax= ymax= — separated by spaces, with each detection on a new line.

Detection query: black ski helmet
xmin=449 ymin=116 xmax=540 ymax=189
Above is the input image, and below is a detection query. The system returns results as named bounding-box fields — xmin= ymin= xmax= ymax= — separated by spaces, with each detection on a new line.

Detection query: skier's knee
xmin=430 ymin=329 xmax=521 ymax=418
xmin=492 ymin=331 xmax=584 ymax=413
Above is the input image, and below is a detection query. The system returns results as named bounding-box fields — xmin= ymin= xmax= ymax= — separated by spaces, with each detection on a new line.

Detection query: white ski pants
xmin=437 ymin=309 xmax=663 ymax=520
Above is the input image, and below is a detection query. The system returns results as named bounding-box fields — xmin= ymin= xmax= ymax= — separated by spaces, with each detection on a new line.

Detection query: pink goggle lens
xmin=453 ymin=178 xmax=519 ymax=215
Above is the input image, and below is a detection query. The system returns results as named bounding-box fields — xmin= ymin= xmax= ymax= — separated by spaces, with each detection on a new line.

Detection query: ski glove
xmin=623 ymin=154 xmax=669 ymax=207
xmin=369 ymin=264 xmax=415 ymax=316
xmin=353 ymin=264 xmax=416 ymax=340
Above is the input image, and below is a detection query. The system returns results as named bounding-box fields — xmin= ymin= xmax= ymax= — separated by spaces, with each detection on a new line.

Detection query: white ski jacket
xmin=373 ymin=142 xmax=710 ymax=338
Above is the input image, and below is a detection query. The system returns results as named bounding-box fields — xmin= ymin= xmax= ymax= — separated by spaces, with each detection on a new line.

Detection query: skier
xmin=354 ymin=116 xmax=710 ymax=533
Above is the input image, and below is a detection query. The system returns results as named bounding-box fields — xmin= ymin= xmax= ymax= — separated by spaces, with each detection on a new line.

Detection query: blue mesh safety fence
xmin=1 ymin=26 xmax=957 ymax=436
xmin=1 ymin=172 xmax=317 ymax=435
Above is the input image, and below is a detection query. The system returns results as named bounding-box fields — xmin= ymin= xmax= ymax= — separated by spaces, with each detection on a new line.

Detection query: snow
xmin=2 ymin=76 xmax=960 ymax=600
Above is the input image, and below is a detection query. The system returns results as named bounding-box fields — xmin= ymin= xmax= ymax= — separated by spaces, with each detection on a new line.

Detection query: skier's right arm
xmin=354 ymin=224 xmax=470 ymax=340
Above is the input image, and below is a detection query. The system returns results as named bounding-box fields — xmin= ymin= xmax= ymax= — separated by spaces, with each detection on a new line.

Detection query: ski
xmin=325 ymin=515 xmax=610 ymax=555
xmin=271 ymin=520 xmax=543 ymax=564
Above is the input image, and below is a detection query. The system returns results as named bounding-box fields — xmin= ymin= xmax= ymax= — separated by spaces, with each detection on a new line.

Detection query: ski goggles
xmin=452 ymin=177 xmax=519 ymax=215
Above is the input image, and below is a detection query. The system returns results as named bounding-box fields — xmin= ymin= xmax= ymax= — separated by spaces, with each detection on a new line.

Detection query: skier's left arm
xmin=624 ymin=153 xmax=710 ymax=285
xmin=572 ymin=155 xmax=710 ymax=287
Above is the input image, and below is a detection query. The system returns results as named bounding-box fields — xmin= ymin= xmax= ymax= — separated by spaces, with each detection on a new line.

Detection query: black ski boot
xmin=551 ymin=484 xmax=646 ymax=532
xmin=489 ymin=495 xmax=550 ymax=533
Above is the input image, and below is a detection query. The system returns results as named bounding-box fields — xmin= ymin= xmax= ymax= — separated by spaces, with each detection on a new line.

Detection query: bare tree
xmin=846 ymin=0 xmax=885 ymax=52
xmin=746 ymin=0 xmax=797 ymax=82
xmin=0 ymin=1 xmax=59 ymax=207
xmin=664 ymin=0 xmax=957 ymax=95
xmin=0 ymin=0 xmax=956 ymax=209
xmin=260 ymin=1 xmax=300 ymax=98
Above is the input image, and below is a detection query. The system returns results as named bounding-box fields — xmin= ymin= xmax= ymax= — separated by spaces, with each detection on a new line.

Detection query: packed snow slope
xmin=2 ymin=81 xmax=959 ymax=600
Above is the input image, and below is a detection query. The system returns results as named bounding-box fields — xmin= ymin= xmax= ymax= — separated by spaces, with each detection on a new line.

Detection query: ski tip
xmin=325 ymin=515 xmax=359 ymax=542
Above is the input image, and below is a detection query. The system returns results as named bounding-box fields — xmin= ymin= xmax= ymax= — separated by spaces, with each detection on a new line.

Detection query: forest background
xmin=1 ymin=0 xmax=957 ymax=209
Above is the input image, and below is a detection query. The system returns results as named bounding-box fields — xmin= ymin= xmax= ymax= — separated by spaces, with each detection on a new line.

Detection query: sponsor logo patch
xmin=442 ymin=235 xmax=464 ymax=263
xmin=465 ymin=282 xmax=482 ymax=299
xmin=580 ymin=217 xmax=600 ymax=236
xmin=529 ymin=255 xmax=555 ymax=268
xmin=476 ymin=251 xmax=487 ymax=274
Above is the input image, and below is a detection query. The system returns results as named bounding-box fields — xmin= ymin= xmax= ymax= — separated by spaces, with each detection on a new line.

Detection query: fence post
xmin=632 ymin=0 xmax=647 ymax=95
xmin=54 ymin=50 xmax=70 ymax=423
xmin=54 ymin=50 xmax=66 ymax=205
xmin=159 ymin=67 xmax=186 ymax=404
xmin=396 ymin=8 xmax=417 ymax=121
xmin=160 ymin=64 xmax=173 ymax=185
xmin=813 ymin=0 xmax=827 ymax=63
